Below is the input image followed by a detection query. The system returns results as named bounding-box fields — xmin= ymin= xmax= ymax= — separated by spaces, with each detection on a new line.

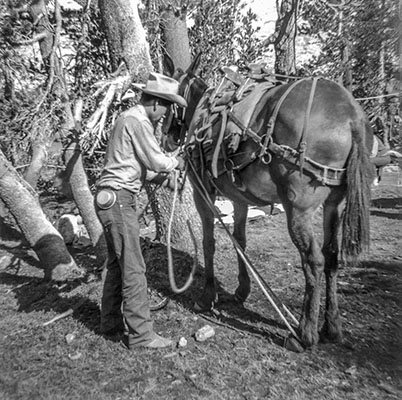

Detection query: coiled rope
xmin=167 ymin=169 xmax=198 ymax=293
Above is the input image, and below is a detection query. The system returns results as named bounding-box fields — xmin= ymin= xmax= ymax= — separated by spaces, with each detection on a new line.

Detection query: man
xmin=371 ymin=134 xmax=402 ymax=185
xmin=95 ymin=72 xmax=187 ymax=349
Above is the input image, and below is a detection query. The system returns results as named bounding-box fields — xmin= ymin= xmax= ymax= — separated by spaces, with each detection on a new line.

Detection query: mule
xmin=166 ymin=55 xmax=374 ymax=348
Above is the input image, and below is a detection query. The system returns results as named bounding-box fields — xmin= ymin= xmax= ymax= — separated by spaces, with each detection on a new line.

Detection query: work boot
xmin=121 ymin=333 xmax=173 ymax=349
xmin=144 ymin=334 xmax=173 ymax=349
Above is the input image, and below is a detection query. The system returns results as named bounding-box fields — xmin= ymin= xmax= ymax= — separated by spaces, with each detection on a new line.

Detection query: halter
xmin=170 ymin=73 xmax=197 ymax=148
xmin=178 ymin=73 xmax=196 ymax=125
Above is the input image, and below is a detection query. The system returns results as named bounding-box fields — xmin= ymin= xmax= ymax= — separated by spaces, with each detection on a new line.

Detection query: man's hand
xmin=165 ymin=171 xmax=184 ymax=191
xmin=150 ymin=172 xmax=169 ymax=185
xmin=175 ymin=156 xmax=186 ymax=170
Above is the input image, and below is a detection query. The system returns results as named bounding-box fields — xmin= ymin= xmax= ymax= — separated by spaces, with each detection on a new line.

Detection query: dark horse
xmin=165 ymin=55 xmax=374 ymax=348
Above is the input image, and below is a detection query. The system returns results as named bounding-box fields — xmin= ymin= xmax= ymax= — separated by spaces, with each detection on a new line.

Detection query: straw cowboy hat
xmin=132 ymin=72 xmax=187 ymax=108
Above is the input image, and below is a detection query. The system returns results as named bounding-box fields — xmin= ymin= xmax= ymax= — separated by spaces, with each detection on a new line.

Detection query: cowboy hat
xmin=132 ymin=72 xmax=187 ymax=108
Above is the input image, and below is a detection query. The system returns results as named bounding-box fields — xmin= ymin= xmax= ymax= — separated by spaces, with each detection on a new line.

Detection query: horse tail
xmin=341 ymin=120 xmax=374 ymax=264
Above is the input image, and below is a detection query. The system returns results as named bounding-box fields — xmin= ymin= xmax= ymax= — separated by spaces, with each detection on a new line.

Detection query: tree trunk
xmin=21 ymin=0 xmax=61 ymax=188
xmin=161 ymin=4 xmax=192 ymax=71
xmin=156 ymin=5 xmax=202 ymax=252
xmin=23 ymin=1 xmax=107 ymax=263
xmin=341 ymin=39 xmax=352 ymax=92
xmin=63 ymin=135 xmax=106 ymax=256
xmin=62 ymin=98 xmax=107 ymax=262
xmin=154 ymin=183 xmax=202 ymax=254
xmin=0 ymin=150 xmax=80 ymax=281
xmin=398 ymin=0 xmax=402 ymax=142
xmin=99 ymin=0 xmax=152 ymax=82
xmin=23 ymin=142 xmax=48 ymax=188
xmin=273 ymin=0 xmax=298 ymax=76
xmin=379 ymin=41 xmax=389 ymax=146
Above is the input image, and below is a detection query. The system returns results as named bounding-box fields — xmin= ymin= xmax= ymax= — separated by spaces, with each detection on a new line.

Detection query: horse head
xmin=161 ymin=54 xmax=208 ymax=151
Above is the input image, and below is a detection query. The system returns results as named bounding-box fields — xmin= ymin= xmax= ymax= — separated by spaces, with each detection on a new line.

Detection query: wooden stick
xmin=43 ymin=297 xmax=86 ymax=326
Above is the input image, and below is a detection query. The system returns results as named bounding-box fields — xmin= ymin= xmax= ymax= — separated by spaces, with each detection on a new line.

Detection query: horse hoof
xmin=233 ymin=292 xmax=247 ymax=305
xmin=320 ymin=324 xmax=343 ymax=343
xmin=284 ymin=336 xmax=305 ymax=353
xmin=193 ymin=301 xmax=213 ymax=312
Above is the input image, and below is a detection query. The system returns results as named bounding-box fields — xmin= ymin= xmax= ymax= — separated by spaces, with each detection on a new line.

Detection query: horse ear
xmin=186 ymin=52 xmax=202 ymax=75
xmin=163 ymin=52 xmax=175 ymax=77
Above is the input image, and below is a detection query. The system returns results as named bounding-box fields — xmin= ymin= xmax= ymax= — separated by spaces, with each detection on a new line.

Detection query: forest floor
xmin=0 ymin=167 xmax=401 ymax=400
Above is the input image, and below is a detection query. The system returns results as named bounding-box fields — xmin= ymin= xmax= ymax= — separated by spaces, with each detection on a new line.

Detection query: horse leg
xmin=286 ymin=206 xmax=324 ymax=347
xmin=193 ymin=188 xmax=217 ymax=311
xmin=320 ymin=195 xmax=344 ymax=342
xmin=232 ymin=202 xmax=250 ymax=303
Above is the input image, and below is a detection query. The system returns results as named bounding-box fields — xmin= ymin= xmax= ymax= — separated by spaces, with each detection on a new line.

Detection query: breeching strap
xmin=259 ymin=78 xmax=307 ymax=159
xmin=298 ymin=77 xmax=318 ymax=175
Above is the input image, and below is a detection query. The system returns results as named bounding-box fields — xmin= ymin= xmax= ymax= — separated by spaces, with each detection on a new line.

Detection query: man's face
xmin=150 ymin=98 xmax=173 ymax=124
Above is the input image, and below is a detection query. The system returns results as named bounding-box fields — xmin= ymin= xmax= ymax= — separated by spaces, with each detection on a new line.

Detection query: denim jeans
xmin=95 ymin=188 xmax=154 ymax=347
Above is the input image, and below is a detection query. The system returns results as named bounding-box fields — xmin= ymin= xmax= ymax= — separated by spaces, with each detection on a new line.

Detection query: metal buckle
xmin=96 ymin=189 xmax=117 ymax=210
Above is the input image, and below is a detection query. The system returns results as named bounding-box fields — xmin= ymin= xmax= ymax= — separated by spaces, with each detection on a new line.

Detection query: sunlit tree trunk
xmin=99 ymin=0 xmax=152 ymax=82
xmin=0 ymin=150 xmax=80 ymax=281
xmin=156 ymin=2 xmax=202 ymax=252
xmin=20 ymin=0 xmax=56 ymax=189
xmin=273 ymin=0 xmax=298 ymax=76
xmin=399 ymin=0 xmax=402 ymax=140
xmin=21 ymin=0 xmax=106 ymax=262
xmin=161 ymin=3 xmax=192 ymax=71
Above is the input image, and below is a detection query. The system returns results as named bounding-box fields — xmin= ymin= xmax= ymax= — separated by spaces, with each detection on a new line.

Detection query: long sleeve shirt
xmin=96 ymin=105 xmax=178 ymax=193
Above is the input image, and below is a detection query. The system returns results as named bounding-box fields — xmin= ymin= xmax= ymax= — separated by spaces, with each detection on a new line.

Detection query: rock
xmin=345 ymin=365 xmax=357 ymax=376
xmin=72 ymin=224 xmax=91 ymax=249
xmin=247 ymin=207 xmax=266 ymax=221
xmin=57 ymin=214 xmax=80 ymax=244
xmin=195 ymin=325 xmax=215 ymax=342
xmin=65 ymin=333 xmax=76 ymax=344
xmin=215 ymin=199 xmax=234 ymax=216
xmin=68 ymin=351 xmax=82 ymax=360
xmin=178 ymin=337 xmax=187 ymax=347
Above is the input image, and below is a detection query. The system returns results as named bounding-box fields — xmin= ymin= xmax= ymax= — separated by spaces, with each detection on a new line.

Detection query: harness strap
xmin=211 ymin=107 xmax=229 ymax=178
xmin=298 ymin=77 xmax=319 ymax=175
xmin=259 ymin=78 xmax=307 ymax=158
xmin=268 ymin=142 xmax=346 ymax=185
xmin=227 ymin=110 xmax=260 ymax=141
xmin=181 ymin=76 xmax=196 ymax=122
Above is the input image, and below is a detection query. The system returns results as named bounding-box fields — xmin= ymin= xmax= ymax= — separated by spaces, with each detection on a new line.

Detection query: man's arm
xmin=125 ymin=117 xmax=179 ymax=173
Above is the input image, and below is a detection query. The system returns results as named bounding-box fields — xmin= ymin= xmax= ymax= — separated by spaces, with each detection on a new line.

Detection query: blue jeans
xmin=95 ymin=188 xmax=154 ymax=347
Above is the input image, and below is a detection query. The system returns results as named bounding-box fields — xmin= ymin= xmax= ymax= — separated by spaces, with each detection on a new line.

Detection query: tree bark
xmin=23 ymin=1 xmax=106 ymax=262
xmin=398 ymin=0 xmax=402 ymax=141
xmin=154 ymin=182 xmax=202 ymax=254
xmin=62 ymin=99 xmax=107 ymax=261
xmin=63 ymin=134 xmax=106 ymax=255
xmin=161 ymin=4 xmax=192 ymax=71
xmin=99 ymin=0 xmax=152 ymax=82
xmin=273 ymin=0 xmax=298 ymax=76
xmin=0 ymin=150 xmax=80 ymax=281
xmin=23 ymin=141 xmax=48 ymax=188
xmin=19 ymin=0 xmax=60 ymax=189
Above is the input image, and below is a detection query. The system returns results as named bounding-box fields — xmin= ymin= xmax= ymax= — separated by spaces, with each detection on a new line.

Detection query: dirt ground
xmin=0 ymin=168 xmax=401 ymax=400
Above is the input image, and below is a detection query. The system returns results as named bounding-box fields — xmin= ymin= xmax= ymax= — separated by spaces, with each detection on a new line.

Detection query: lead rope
xmin=167 ymin=169 xmax=198 ymax=293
